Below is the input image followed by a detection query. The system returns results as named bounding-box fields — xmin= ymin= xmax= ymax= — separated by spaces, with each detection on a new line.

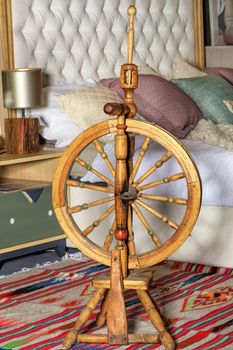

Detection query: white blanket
xmin=82 ymin=138 xmax=233 ymax=207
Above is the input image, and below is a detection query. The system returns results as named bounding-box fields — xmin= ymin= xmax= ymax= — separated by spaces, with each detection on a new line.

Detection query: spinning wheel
xmin=53 ymin=118 xmax=201 ymax=270
xmin=52 ymin=3 xmax=201 ymax=350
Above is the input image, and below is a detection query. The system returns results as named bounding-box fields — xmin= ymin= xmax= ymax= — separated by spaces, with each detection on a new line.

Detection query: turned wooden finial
xmin=127 ymin=4 xmax=137 ymax=64
xmin=103 ymin=3 xmax=137 ymax=119
xmin=118 ymin=2 xmax=138 ymax=118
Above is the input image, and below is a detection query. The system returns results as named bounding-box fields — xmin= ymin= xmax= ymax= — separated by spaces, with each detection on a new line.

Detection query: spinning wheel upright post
xmin=52 ymin=3 xmax=201 ymax=350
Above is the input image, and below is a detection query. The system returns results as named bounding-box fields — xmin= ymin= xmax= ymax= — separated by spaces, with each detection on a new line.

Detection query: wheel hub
xmin=121 ymin=185 xmax=138 ymax=201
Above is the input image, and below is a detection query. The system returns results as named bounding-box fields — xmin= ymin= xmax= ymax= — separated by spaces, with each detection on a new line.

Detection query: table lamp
xmin=1 ymin=67 xmax=42 ymax=155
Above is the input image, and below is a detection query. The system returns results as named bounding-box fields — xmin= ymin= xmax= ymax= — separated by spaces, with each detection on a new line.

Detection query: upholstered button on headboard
xmin=9 ymin=0 xmax=203 ymax=84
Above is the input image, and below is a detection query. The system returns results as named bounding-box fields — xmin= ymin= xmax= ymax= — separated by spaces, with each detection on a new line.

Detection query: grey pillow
xmin=172 ymin=74 xmax=233 ymax=124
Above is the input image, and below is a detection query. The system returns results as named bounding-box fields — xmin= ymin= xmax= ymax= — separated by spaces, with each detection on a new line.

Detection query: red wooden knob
xmin=115 ymin=229 xmax=127 ymax=240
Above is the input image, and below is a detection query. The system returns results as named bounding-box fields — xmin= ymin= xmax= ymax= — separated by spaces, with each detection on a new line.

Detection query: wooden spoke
xmin=138 ymin=193 xmax=187 ymax=206
xmin=127 ymin=207 xmax=136 ymax=255
xmin=134 ymin=151 xmax=172 ymax=186
xmin=137 ymin=172 xmax=185 ymax=192
xmin=103 ymin=220 xmax=116 ymax=251
xmin=131 ymin=202 xmax=162 ymax=247
xmin=76 ymin=157 xmax=114 ymax=187
xmin=93 ymin=140 xmax=115 ymax=177
xmin=135 ymin=199 xmax=179 ymax=230
xmin=82 ymin=204 xmax=115 ymax=236
xmin=68 ymin=196 xmax=114 ymax=214
xmin=66 ymin=179 xmax=114 ymax=194
xmin=129 ymin=137 xmax=151 ymax=184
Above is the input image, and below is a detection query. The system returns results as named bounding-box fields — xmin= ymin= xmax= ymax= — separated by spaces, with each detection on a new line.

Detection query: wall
xmin=205 ymin=45 xmax=233 ymax=67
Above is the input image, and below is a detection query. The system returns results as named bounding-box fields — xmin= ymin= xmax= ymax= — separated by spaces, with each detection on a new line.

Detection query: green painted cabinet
xmin=0 ymin=149 xmax=66 ymax=261
xmin=0 ymin=186 xmax=62 ymax=249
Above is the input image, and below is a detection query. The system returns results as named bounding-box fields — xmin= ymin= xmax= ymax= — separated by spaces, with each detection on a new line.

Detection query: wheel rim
xmin=53 ymin=119 xmax=201 ymax=269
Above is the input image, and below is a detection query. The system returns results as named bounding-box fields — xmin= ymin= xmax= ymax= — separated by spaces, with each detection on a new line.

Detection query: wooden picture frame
xmin=205 ymin=0 xmax=233 ymax=67
xmin=208 ymin=0 xmax=225 ymax=45
xmin=208 ymin=0 xmax=233 ymax=46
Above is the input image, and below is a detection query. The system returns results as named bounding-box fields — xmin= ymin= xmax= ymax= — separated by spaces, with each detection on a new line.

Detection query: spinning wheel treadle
xmin=52 ymin=3 xmax=201 ymax=350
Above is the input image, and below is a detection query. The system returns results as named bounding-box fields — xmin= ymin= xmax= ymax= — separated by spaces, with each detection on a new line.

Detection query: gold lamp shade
xmin=1 ymin=68 xmax=42 ymax=155
xmin=2 ymin=68 xmax=42 ymax=109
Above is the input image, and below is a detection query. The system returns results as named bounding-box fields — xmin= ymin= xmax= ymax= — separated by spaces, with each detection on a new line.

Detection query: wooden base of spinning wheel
xmin=61 ymin=248 xmax=175 ymax=350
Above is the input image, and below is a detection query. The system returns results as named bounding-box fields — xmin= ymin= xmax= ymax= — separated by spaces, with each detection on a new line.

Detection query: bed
xmin=3 ymin=0 xmax=233 ymax=268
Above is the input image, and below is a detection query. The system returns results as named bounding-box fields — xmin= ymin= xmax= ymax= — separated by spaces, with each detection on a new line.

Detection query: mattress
xmin=82 ymin=137 xmax=233 ymax=207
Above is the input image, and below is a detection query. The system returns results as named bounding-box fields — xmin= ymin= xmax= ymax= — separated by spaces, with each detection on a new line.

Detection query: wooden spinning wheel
xmin=52 ymin=4 xmax=201 ymax=350
xmin=53 ymin=118 xmax=201 ymax=270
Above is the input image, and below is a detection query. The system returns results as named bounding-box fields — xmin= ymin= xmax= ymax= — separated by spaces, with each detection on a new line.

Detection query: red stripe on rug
xmin=192 ymin=333 xmax=233 ymax=350
xmin=175 ymin=330 xmax=211 ymax=349
xmin=0 ymin=277 xmax=91 ymax=309
xmin=179 ymin=301 xmax=233 ymax=330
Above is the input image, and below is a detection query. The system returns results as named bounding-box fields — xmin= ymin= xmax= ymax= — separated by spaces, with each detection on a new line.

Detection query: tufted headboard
xmin=1 ymin=0 xmax=204 ymax=84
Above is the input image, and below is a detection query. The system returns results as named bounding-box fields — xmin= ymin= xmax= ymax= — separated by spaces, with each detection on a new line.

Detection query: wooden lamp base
xmin=4 ymin=118 xmax=40 ymax=155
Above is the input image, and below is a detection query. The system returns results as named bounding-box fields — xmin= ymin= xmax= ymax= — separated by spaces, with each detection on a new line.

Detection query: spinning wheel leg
xmin=137 ymin=289 xmax=175 ymax=350
xmin=61 ymin=288 xmax=105 ymax=350
xmin=96 ymin=248 xmax=128 ymax=330
xmin=107 ymin=248 xmax=128 ymax=344
xmin=96 ymin=290 xmax=110 ymax=327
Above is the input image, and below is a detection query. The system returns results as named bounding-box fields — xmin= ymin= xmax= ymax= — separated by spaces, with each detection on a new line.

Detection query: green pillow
xmin=172 ymin=74 xmax=233 ymax=124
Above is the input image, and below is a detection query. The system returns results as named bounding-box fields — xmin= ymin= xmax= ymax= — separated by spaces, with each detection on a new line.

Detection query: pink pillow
xmin=204 ymin=67 xmax=233 ymax=85
xmin=100 ymin=75 xmax=202 ymax=138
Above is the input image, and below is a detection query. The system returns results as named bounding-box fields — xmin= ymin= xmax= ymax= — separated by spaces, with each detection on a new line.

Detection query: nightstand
xmin=0 ymin=147 xmax=67 ymax=263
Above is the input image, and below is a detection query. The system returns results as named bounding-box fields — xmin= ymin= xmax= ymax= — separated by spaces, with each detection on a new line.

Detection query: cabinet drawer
xmin=0 ymin=187 xmax=62 ymax=249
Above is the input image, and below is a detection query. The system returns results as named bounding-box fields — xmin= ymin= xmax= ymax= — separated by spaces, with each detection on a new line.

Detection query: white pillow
xmin=40 ymin=108 xmax=82 ymax=147
xmin=54 ymin=84 xmax=122 ymax=129
xmin=42 ymin=84 xmax=83 ymax=106
xmin=31 ymin=83 xmax=93 ymax=147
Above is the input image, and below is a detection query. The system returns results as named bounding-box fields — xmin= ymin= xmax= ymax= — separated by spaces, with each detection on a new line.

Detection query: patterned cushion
xmin=54 ymin=85 xmax=122 ymax=142
xmin=187 ymin=119 xmax=233 ymax=152
xmin=100 ymin=75 xmax=202 ymax=138
xmin=171 ymin=59 xmax=207 ymax=79
xmin=224 ymin=100 xmax=233 ymax=113
xmin=138 ymin=64 xmax=161 ymax=76
xmin=172 ymin=74 xmax=233 ymax=124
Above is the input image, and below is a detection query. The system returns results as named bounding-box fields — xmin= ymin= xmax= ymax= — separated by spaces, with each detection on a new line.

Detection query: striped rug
xmin=1 ymin=259 xmax=233 ymax=349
